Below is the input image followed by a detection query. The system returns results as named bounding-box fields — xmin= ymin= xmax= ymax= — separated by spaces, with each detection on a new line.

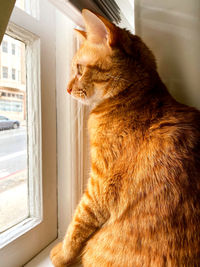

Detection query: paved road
xmin=0 ymin=128 xmax=28 ymax=232
xmin=0 ymin=128 xmax=27 ymax=179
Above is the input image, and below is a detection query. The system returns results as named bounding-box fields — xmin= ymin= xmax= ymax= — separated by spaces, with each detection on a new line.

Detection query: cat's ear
xmin=82 ymin=9 xmax=117 ymax=46
xmin=74 ymin=29 xmax=87 ymax=41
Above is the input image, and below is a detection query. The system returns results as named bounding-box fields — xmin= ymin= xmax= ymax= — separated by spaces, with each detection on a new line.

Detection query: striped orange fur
xmin=51 ymin=9 xmax=200 ymax=267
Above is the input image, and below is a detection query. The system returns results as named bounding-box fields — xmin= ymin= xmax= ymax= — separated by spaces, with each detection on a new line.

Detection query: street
xmin=0 ymin=127 xmax=28 ymax=233
xmin=0 ymin=128 xmax=27 ymax=179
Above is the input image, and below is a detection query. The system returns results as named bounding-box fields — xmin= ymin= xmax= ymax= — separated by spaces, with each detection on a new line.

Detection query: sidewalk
xmin=0 ymin=169 xmax=28 ymax=233
xmin=0 ymin=169 xmax=27 ymax=193
xmin=0 ymin=126 xmax=26 ymax=137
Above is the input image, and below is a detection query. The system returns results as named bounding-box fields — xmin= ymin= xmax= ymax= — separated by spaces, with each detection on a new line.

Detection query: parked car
xmin=0 ymin=116 xmax=20 ymax=130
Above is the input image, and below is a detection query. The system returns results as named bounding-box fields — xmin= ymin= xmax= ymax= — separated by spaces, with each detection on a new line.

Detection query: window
xmin=11 ymin=43 xmax=16 ymax=55
xmin=0 ymin=116 xmax=7 ymax=120
xmin=16 ymin=94 xmax=23 ymax=99
xmin=0 ymin=1 xmax=134 ymax=266
xmin=12 ymin=68 xmax=16 ymax=80
xmin=0 ymin=0 xmax=57 ymax=266
xmin=2 ymin=67 xmax=8 ymax=79
xmin=15 ymin=0 xmax=39 ymax=19
xmin=0 ymin=99 xmax=23 ymax=112
xmin=2 ymin=41 xmax=8 ymax=53
xmin=18 ymin=70 xmax=21 ymax=81
xmin=0 ymin=36 xmax=27 ymax=232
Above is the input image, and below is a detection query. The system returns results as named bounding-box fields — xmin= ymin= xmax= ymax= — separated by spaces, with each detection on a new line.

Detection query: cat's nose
xmin=67 ymin=88 xmax=72 ymax=94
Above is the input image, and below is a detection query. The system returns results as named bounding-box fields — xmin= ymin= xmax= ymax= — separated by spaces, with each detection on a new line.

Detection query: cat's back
xmin=84 ymin=99 xmax=200 ymax=267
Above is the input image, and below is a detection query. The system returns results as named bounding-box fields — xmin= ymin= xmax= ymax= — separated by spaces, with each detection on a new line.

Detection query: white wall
xmin=135 ymin=0 xmax=200 ymax=110
xmin=115 ymin=0 xmax=135 ymax=32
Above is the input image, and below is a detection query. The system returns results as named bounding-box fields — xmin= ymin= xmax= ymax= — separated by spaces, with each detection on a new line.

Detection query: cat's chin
xmin=69 ymin=93 xmax=88 ymax=105
xmin=76 ymin=98 xmax=100 ymax=108
xmin=70 ymin=94 xmax=103 ymax=107
xmin=78 ymin=99 xmax=91 ymax=105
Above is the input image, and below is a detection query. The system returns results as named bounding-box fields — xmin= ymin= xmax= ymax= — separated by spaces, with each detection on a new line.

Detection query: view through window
xmin=15 ymin=0 xmax=39 ymax=19
xmin=0 ymin=34 xmax=28 ymax=233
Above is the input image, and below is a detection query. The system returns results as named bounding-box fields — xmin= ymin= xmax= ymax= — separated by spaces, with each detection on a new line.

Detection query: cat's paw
xmin=50 ymin=242 xmax=72 ymax=267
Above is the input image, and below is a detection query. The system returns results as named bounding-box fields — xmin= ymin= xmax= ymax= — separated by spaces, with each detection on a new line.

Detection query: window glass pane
xmin=12 ymin=68 xmax=16 ymax=80
xmin=0 ymin=34 xmax=28 ymax=233
xmin=2 ymin=41 xmax=8 ymax=53
xmin=15 ymin=0 xmax=39 ymax=19
xmin=2 ymin=67 xmax=8 ymax=79
xmin=12 ymin=44 xmax=16 ymax=55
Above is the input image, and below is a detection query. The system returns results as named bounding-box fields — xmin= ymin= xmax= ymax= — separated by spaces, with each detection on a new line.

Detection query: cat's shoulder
xmin=148 ymin=103 xmax=200 ymax=149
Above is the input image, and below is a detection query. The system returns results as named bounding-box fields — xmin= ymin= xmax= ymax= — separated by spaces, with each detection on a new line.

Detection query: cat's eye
xmin=77 ymin=64 xmax=84 ymax=76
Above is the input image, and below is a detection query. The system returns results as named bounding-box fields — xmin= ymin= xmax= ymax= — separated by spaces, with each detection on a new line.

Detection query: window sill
xmin=25 ymin=239 xmax=82 ymax=267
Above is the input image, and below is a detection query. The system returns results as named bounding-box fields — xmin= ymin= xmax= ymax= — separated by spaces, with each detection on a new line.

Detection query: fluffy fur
xmin=51 ymin=9 xmax=200 ymax=267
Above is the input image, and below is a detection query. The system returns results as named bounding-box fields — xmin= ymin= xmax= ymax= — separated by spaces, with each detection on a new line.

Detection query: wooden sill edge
xmin=24 ymin=239 xmax=82 ymax=267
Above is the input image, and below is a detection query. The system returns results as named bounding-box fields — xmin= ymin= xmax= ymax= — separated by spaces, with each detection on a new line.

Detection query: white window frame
xmin=24 ymin=1 xmax=135 ymax=266
xmin=24 ymin=10 xmax=89 ymax=267
xmin=0 ymin=22 xmax=43 ymax=246
xmin=0 ymin=1 xmax=57 ymax=266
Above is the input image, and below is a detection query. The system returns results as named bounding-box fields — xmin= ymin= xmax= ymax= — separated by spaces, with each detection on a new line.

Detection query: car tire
xmin=13 ymin=123 xmax=19 ymax=129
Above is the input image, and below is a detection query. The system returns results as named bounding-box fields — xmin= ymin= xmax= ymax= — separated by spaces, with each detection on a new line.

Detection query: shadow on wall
xmin=134 ymin=0 xmax=200 ymax=110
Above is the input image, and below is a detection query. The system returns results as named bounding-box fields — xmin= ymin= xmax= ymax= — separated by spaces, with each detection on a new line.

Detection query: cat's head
xmin=67 ymin=9 xmax=156 ymax=105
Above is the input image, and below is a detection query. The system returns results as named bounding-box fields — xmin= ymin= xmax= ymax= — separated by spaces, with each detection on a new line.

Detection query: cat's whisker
xmin=70 ymin=92 xmax=88 ymax=149
xmin=71 ymin=99 xmax=83 ymax=126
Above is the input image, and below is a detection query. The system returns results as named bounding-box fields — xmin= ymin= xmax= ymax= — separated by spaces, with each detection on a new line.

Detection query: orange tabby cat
xmin=51 ymin=9 xmax=200 ymax=267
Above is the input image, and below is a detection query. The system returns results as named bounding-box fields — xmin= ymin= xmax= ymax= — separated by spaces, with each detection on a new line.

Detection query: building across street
xmin=0 ymin=34 xmax=26 ymax=122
